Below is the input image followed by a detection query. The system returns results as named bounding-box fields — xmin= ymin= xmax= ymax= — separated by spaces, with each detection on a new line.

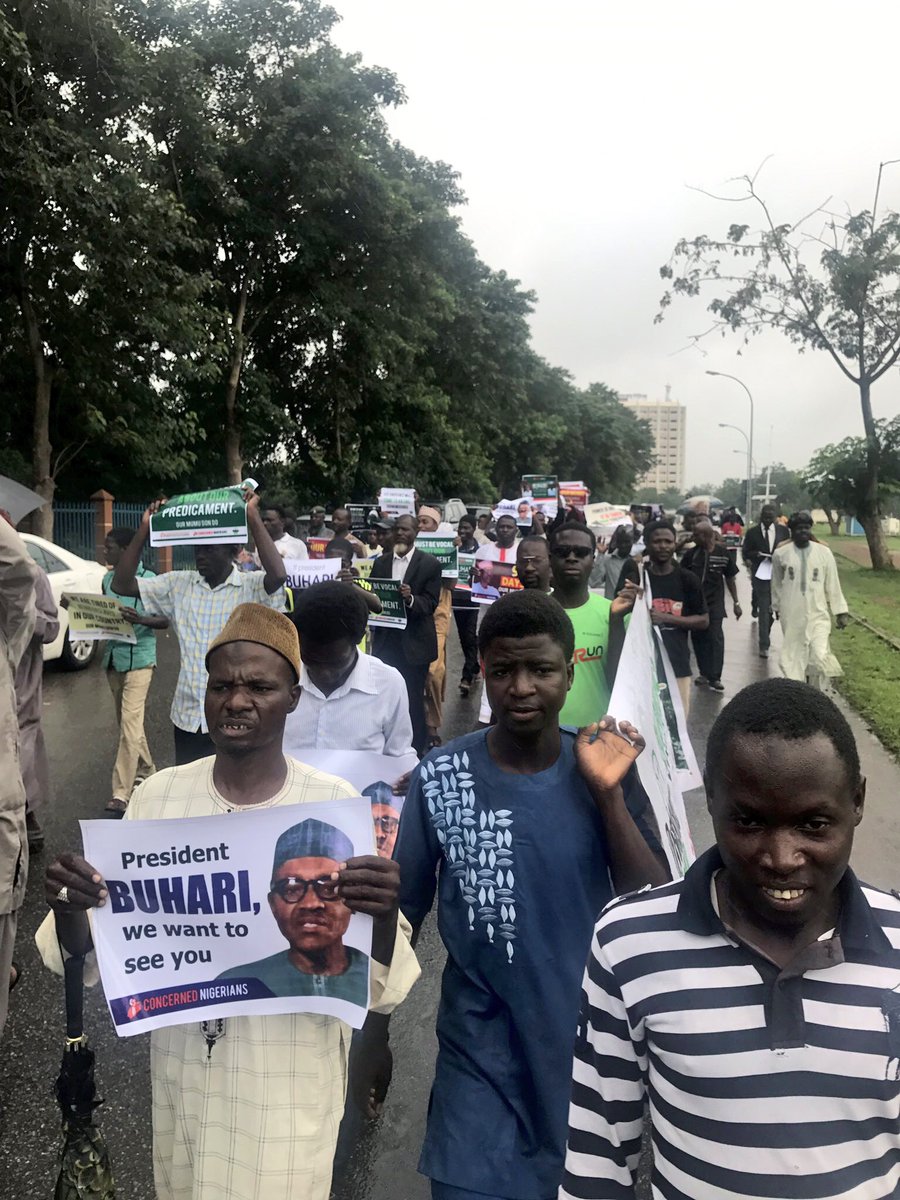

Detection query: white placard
xmin=608 ymin=600 xmax=695 ymax=877
xmin=82 ymin=797 xmax=375 ymax=1036
xmin=283 ymin=558 xmax=342 ymax=588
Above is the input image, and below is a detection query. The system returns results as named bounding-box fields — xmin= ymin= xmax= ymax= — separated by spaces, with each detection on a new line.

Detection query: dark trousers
xmin=173 ymin=725 xmax=214 ymax=766
xmin=395 ymin=661 xmax=430 ymax=756
xmin=693 ymin=615 xmax=725 ymax=683
xmin=453 ymin=607 xmax=479 ymax=684
xmin=752 ymin=577 xmax=774 ymax=651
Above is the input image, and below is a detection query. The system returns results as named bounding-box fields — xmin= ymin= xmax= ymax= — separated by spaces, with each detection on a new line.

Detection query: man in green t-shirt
xmin=101 ymin=528 xmax=169 ymax=816
xmin=549 ymin=521 xmax=635 ymax=727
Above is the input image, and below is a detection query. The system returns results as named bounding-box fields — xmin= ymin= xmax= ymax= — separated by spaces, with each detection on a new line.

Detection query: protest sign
xmin=150 ymin=486 xmax=248 ymax=547
xmin=346 ymin=504 xmax=371 ymax=534
xmin=307 ymin=536 xmax=331 ymax=559
xmin=451 ymin=554 xmax=476 ymax=606
xmin=560 ymin=481 xmax=589 ymax=509
xmin=81 ymin=797 xmax=375 ymax=1036
xmin=607 ymin=598 xmax=695 ymax=877
xmin=378 ymin=488 xmax=416 ymax=518
xmin=355 ymin=557 xmax=374 ymax=580
xmin=491 ymin=498 xmax=521 ymax=522
xmin=283 ymin=558 xmax=341 ymax=590
xmin=283 ymin=750 xmax=419 ymax=860
xmin=63 ymin=593 xmax=137 ymax=644
xmin=367 ymin=580 xmax=408 ymax=629
xmin=470 ymin=559 xmax=522 ymax=605
xmin=655 ymin=630 xmax=703 ymax=791
xmin=521 ymin=474 xmax=558 ymax=500
xmin=416 ymin=535 xmax=458 ymax=579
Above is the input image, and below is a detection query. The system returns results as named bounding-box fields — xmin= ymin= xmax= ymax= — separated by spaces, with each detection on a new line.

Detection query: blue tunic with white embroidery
xmin=395 ymin=728 xmax=655 ymax=1200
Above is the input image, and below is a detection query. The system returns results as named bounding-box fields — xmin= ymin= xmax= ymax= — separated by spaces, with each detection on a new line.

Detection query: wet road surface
xmin=2 ymin=579 xmax=899 ymax=1199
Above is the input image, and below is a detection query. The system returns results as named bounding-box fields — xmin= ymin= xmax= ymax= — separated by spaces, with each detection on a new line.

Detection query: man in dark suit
xmin=369 ymin=514 xmax=442 ymax=755
xmin=741 ymin=504 xmax=789 ymax=658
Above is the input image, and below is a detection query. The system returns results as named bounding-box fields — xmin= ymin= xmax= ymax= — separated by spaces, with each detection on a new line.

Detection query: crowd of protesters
xmin=0 ymin=486 xmax=877 ymax=1200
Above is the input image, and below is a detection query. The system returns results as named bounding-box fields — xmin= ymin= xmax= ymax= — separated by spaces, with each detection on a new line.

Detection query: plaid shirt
xmin=138 ymin=566 xmax=285 ymax=731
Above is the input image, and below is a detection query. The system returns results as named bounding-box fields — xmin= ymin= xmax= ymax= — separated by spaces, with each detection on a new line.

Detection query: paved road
xmin=3 ymin=580 xmax=900 ymax=1199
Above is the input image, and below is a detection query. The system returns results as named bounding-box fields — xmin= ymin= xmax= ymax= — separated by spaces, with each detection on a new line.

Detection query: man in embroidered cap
xmin=38 ymin=602 xmax=419 ymax=1200
xmin=217 ymin=818 xmax=368 ymax=1005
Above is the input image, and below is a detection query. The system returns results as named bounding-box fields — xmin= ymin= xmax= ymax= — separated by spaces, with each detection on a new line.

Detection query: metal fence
xmin=52 ymin=502 xmax=95 ymax=562
xmin=53 ymin=500 xmax=194 ymax=570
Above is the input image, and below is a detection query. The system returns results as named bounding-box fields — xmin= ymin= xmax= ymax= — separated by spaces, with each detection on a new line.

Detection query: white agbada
xmin=37 ymin=757 xmax=420 ymax=1200
xmin=771 ymin=539 xmax=848 ymax=682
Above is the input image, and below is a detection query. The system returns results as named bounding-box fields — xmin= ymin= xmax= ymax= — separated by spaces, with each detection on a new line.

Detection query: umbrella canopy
xmin=55 ymin=955 xmax=115 ymax=1199
xmin=0 ymin=474 xmax=47 ymax=526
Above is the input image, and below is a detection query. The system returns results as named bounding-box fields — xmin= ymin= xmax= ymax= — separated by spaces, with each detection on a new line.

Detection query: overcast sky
xmin=331 ymin=0 xmax=900 ymax=488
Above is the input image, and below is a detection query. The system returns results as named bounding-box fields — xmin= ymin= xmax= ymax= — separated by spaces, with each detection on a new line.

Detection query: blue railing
xmin=53 ymin=500 xmax=194 ymax=571
xmin=52 ymin=503 xmax=95 ymax=562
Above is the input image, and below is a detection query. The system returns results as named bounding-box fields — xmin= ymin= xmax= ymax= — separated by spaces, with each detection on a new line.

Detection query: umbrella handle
xmin=63 ymin=953 xmax=86 ymax=1042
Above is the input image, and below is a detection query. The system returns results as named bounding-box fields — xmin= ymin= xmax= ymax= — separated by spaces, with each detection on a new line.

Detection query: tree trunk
xmin=19 ymin=282 xmax=54 ymax=539
xmin=223 ymin=281 xmax=248 ymax=484
xmin=826 ymin=510 xmax=841 ymax=537
xmin=858 ymin=378 xmax=893 ymax=570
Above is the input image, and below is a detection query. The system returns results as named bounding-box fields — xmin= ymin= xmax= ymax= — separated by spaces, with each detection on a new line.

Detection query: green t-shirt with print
xmin=559 ymin=594 xmax=614 ymax=728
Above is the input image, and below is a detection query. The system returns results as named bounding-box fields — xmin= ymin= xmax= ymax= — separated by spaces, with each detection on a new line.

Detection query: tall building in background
xmin=622 ymin=387 xmax=685 ymax=493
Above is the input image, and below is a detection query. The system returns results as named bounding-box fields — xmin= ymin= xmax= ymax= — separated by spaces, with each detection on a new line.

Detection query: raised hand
xmin=575 ymin=717 xmax=645 ymax=796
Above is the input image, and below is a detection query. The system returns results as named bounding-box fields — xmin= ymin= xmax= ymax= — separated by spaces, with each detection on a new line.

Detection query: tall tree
xmin=803 ymin=418 xmax=900 ymax=539
xmin=149 ymin=0 xmax=407 ymax=483
xmin=0 ymin=0 xmax=211 ymax=533
xmin=658 ymin=163 xmax=900 ymax=568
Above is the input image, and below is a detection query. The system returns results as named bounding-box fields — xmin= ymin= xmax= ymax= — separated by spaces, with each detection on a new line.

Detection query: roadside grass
xmin=825 ymin=548 xmax=900 ymax=758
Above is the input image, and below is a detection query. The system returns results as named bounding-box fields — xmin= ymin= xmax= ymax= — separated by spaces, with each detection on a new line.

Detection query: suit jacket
xmin=369 ymin=548 xmax=442 ymax=666
xmin=742 ymin=522 xmax=789 ymax=571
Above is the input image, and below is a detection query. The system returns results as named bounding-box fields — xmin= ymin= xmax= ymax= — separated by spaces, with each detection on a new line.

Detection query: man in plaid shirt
xmin=112 ymin=488 xmax=286 ymax=764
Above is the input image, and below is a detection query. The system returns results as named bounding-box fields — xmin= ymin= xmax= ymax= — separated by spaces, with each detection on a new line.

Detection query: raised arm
xmin=112 ymin=503 xmax=158 ymax=597
xmin=244 ymin=491 xmax=287 ymax=595
xmin=576 ymin=719 xmax=669 ymax=893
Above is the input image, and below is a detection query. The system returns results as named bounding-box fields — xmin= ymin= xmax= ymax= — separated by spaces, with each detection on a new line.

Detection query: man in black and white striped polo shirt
xmin=561 ymin=678 xmax=900 ymax=1200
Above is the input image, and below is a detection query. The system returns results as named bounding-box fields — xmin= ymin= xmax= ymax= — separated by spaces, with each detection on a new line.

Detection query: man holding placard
xmin=417 ymin=505 xmax=456 ymax=748
xmin=112 ymin=488 xmax=287 ymax=765
xmin=369 ymin=515 xmax=442 ymax=756
xmin=39 ymin=603 xmax=418 ymax=1200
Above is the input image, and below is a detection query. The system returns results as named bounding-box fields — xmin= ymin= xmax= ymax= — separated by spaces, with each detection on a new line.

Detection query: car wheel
xmin=59 ymin=631 xmax=98 ymax=671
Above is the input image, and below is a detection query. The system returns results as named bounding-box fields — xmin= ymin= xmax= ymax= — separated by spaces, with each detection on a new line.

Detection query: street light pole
xmin=719 ymin=422 xmax=751 ymax=514
xmin=706 ymin=370 xmax=754 ymax=519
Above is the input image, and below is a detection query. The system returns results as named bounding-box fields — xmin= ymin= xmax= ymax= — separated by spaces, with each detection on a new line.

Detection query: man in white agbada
xmin=37 ymin=603 xmax=419 ymax=1200
xmin=772 ymin=511 xmax=849 ymax=686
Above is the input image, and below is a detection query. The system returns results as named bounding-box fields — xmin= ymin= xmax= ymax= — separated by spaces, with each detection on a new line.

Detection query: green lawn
xmin=823 ymin=545 xmax=900 ymax=757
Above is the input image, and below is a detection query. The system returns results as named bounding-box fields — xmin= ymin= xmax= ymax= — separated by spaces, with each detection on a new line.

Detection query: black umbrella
xmin=54 ymin=953 xmax=116 ymax=1199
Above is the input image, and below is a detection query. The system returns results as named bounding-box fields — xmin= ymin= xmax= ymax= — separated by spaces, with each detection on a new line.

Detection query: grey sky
xmin=332 ymin=0 xmax=900 ymax=488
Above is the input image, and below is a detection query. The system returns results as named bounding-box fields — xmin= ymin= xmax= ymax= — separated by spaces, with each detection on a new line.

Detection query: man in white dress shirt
xmin=283 ymin=582 xmax=414 ymax=758
xmin=260 ymin=503 xmax=308 ymax=561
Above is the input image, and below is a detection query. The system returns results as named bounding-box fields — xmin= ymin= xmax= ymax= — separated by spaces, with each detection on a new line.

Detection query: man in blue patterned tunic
xmin=394 ymin=590 xmax=669 ymax=1200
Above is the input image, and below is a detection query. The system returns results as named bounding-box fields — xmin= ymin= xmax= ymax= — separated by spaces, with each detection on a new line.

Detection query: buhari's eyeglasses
xmin=270 ymin=877 xmax=340 ymax=903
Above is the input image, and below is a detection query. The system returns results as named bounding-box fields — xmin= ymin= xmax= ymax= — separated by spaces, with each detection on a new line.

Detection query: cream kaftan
xmin=771 ymin=540 xmax=848 ymax=683
xmin=37 ymin=756 xmax=420 ymax=1200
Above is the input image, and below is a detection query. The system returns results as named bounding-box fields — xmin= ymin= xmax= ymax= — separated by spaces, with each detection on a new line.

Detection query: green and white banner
xmin=416 ymin=535 xmax=458 ymax=579
xmin=150 ymin=487 xmax=248 ymax=547
xmin=367 ymin=579 xmax=408 ymax=629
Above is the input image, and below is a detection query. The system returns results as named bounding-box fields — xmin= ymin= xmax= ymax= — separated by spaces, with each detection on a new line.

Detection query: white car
xmin=20 ymin=534 xmax=107 ymax=670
